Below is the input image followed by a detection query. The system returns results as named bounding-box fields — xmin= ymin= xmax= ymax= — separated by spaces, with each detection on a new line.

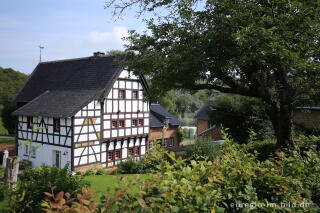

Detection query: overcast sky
xmin=0 ymin=0 xmax=146 ymax=74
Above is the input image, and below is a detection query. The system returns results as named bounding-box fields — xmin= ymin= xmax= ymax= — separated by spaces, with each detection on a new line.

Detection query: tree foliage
xmin=0 ymin=66 xmax=28 ymax=134
xmin=208 ymin=94 xmax=273 ymax=142
xmin=107 ymin=0 xmax=320 ymax=148
xmin=157 ymin=89 xmax=213 ymax=125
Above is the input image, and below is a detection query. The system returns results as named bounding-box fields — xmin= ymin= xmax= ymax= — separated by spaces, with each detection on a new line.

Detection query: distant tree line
xmin=0 ymin=66 xmax=28 ymax=135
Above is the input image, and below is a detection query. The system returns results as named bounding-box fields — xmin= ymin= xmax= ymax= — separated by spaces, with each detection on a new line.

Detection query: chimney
xmin=93 ymin=52 xmax=105 ymax=57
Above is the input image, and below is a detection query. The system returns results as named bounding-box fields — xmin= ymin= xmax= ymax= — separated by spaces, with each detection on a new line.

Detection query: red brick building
xmin=148 ymin=104 xmax=181 ymax=149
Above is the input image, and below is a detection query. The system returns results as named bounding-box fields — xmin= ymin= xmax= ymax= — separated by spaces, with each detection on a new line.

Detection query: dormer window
xmin=132 ymin=90 xmax=138 ymax=99
xmin=53 ymin=118 xmax=60 ymax=132
xmin=119 ymin=90 xmax=125 ymax=99
xmin=27 ymin=116 xmax=33 ymax=129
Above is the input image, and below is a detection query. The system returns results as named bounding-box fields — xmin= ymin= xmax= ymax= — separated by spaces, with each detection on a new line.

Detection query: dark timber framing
xmin=17 ymin=116 xmax=72 ymax=148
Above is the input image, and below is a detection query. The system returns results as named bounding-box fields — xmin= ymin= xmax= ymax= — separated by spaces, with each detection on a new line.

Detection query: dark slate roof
xmin=193 ymin=103 xmax=214 ymax=120
xmin=150 ymin=104 xmax=180 ymax=127
xmin=12 ymin=90 xmax=98 ymax=117
xmin=13 ymin=56 xmax=119 ymax=103
xmin=12 ymin=55 xmax=125 ymax=117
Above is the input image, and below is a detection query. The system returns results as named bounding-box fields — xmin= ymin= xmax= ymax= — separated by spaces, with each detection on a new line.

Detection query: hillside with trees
xmin=0 ymin=66 xmax=28 ymax=135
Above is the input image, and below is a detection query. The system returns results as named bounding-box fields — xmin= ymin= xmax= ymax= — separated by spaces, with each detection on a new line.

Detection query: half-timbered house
xmin=12 ymin=53 xmax=149 ymax=171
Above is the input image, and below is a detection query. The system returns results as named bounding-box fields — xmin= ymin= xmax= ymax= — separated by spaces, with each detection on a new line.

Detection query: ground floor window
xmin=128 ymin=146 xmax=140 ymax=156
xmin=24 ymin=144 xmax=29 ymax=156
xmin=163 ymin=138 xmax=168 ymax=147
xmin=168 ymin=137 xmax=174 ymax=147
xmin=31 ymin=146 xmax=36 ymax=157
xmin=115 ymin=150 xmax=121 ymax=160
xmin=108 ymin=150 xmax=122 ymax=161
xmin=156 ymin=138 xmax=162 ymax=146
xmin=148 ymin=140 xmax=154 ymax=149
xmin=128 ymin=147 xmax=134 ymax=156
xmin=134 ymin=147 xmax=140 ymax=155
xmin=53 ymin=150 xmax=61 ymax=168
xmin=108 ymin=151 xmax=114 ymax=161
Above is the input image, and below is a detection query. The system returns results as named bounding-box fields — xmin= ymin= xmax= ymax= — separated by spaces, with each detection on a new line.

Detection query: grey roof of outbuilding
xmin=12 ymin=90 xmax=98 ymax=117
xmin=296 ymin=106 xmax=320 ymax=110
xmin=150 ymin=104 xmax=180 ymax=127
xmin=12 ymin=55 xmax=129 ymax=117
xmin=193 ymin=103 xmax=214 ymax=120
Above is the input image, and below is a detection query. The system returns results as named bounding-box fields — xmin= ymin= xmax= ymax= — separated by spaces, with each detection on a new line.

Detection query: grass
xmin=0 ymin=200 xmax=9 ymax=213
xmin=0 ymin=117 xmax=9 ymax=136
xmin=84 ymin=174 xmax=151 ymax=200
xmin=184 ymin=137 xmax=196 ymax=142
xmin=0 ymin=138 xmax=15 ymax=144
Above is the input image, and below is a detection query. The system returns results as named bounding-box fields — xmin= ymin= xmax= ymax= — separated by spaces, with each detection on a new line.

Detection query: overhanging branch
xmin=189 ymin=83 xmax=258 ymax=98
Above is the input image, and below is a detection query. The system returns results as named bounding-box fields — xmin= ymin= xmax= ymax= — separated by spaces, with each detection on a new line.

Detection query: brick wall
xmin=294 ymin=110 xmax=320 ymax=129
xmin=196 ymin=119 xmax=209 ymax=135
xmin=199 ymin=126 xmax=223 ymax=141
xmin=149 ymin=126 xmax=180 ymax=147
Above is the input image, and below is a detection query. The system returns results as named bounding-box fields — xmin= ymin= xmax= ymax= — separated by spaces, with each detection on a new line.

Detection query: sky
xmin=0 ymin=0 xmax=146 ymax=74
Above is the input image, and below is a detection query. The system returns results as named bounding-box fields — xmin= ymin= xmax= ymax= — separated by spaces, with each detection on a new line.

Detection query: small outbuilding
xmin=148 ymin=104 xmax=181 ymax=149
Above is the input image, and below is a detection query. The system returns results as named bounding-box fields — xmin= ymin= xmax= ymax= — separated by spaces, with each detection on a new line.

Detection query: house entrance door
xmin=53 ymin=150 xmax=61 ymax=168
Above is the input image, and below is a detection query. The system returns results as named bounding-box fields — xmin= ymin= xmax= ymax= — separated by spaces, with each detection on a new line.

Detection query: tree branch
xmin=189 ymin=83 xmax=258 ymax=98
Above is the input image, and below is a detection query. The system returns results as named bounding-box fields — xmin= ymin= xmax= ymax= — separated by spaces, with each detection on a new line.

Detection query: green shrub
xmin=19 ymin=160 xmax=32 ymax=170
xmin=84 ymin=169 xmax=95 ymax=176
xmin=117 ymin=145 xmax=174 ymax=174
xmin=246 ymin=138 xmax=277 ymax=161
xmin=0 ymin=165 xmax=4 ymax=178
xmin=0 ymin=182 xmax=7 ymax=202
xmin=100 ymin=141 xmax=319 ymax=212
xmin=141 ymin=144 xmax=174 ymax=173
xmin=95 ymin=168 xmax=106 ymax=175
xmin=41 ymin=135 xmax=320 ymax=212
xmin=177 ymin=127 xmax=185 ymax=143
xmin=185 ymin=138 xmax=222 ymax=161
xmin=118 ymin=158 xmax=144 ymax=174
xmin=11 ymin=165 xmax=89 ymax=213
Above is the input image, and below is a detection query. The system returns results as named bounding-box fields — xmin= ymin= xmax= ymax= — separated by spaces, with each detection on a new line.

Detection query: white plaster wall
xmin=17 ymin=140 xmax=71 ymax=168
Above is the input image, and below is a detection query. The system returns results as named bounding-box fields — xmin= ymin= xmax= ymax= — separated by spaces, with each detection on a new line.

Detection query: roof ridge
xmin=39 ymin=55 xmax=111 ymax=64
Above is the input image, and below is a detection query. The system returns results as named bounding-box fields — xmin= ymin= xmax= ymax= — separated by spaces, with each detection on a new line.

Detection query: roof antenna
xmin=38 ymin=45 xmax=44 ymax=62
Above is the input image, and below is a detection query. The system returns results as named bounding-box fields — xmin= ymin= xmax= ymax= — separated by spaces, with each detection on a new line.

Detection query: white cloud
xmin=87 ymin=26 xmax=128 ymax=51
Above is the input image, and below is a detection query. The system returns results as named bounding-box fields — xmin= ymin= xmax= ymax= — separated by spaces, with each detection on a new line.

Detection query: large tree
xmin=107 ymin=0 xmax=320 ymax=148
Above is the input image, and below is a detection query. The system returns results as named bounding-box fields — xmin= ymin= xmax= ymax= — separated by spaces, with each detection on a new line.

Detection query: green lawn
xmin=0 ymin=200 xmax=9 ymax=213
xmin=84 ymin=174 xmax=151 ymax=200
xmin=0 ymin=137 xmax=15 ymax=144
xmin=0 ymin=174 xmax=150 ymax=211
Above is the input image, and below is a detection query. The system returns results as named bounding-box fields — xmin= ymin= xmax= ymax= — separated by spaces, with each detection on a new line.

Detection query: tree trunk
xmin=267 ymin=104 xmax=295 ymax=149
